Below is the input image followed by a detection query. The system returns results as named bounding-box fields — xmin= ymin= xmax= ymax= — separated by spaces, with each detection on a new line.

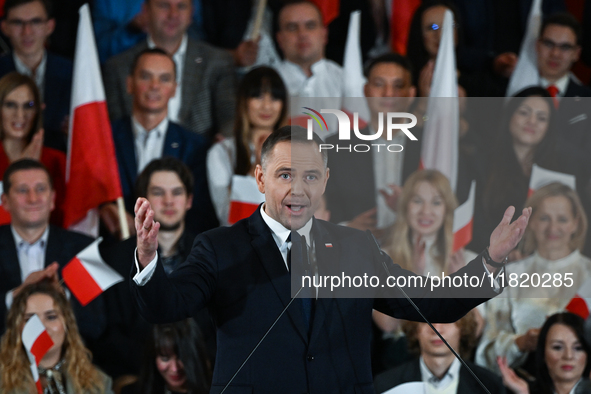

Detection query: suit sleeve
xmin=130 ymin=233 xmax=217 ymax=323
xmin=373 ymin=251 xmax=501 ymax=324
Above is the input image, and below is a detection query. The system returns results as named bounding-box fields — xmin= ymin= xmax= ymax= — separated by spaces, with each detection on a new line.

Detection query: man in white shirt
xmin=0 ymin=0 xmax=73 ymax=151
xmin=374 ymin=312 xmax=505 ymax=394
xmin=0 ymin=159 xmax=104 ymax=342
xmin=274 ymin=0 xmax=343 ymax=116
xmin=103 ymin=48 xmax=215 ymax=237
xmin=104 ymin=0 xmax=236 ymax=141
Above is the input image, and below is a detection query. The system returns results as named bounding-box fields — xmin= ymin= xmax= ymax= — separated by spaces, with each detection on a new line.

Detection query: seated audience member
xmin=471 ymin=87 xmax=588 ymax=252
xmin=93 ymin=0 xmax=205 ymax=64
xmin=274 ymin=1 xmax=343 ymax=102
xmin=103 ymin=0 xmax=235 ymax=141
xmin=406 ymin=0 xmax=466 ymax=98
xmin=374 ymin=310 xmax=505 ymax=394
xmin=324 ymin=53 xmax=419 ymax=232
xmin=0 ymin=0 xmax=72 ymax=152
xmin=0 ymin=280 xmax=113 ymax=393
xmin=373 ymin=170 xmax=479 ymax=372
xmin=477 ymin=183 xmax=591 ymax=373
xmin=206 ymin=66 xmax=287 ymax=225
xmin=95 ymin=158 xmax=216 ymax=379
xmin=121 ymin=319 xmax=211 ymax=394
xmin=103 ymin=48 xmax=216 ymax=236
xmin=0 ymin=72 xmax=65 ymax=226
xmin=0 ymin=159 xmax=106 ymax=344
xmin=498 ymin=312 xmax=591 ymax=394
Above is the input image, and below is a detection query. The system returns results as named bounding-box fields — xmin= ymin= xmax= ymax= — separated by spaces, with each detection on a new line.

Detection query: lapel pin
xmin=171 ymin=142 xmax=179 ymax=149
xmin=325 ymin=243 xmax=333 ymax=248
xmin=195 ymin=57 xmax=203 ymax=64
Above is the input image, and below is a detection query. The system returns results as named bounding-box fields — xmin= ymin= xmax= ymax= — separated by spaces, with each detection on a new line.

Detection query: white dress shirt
xmin=420 ymin=356 xmax=461 ymax=394
xmin=14 ymin=51 xmax=47 ymax=99
xmin=5 ymin=226 xmax=50 ymax=308
xmin=132 ymin=116 xmax=169 ymax=173
xmin=147 ymin=34 xmax=188 ymax=122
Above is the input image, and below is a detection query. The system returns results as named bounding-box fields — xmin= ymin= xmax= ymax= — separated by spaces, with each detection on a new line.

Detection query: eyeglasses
xmin=2 ymin=100 xmax=36 ymax=112
xmin=5 ymin=18 xmax=48 ymax=30
xmin=539 ymin=38 xmax=577 ymax=52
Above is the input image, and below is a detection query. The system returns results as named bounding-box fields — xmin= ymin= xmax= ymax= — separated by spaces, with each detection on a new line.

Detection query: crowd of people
xmin=1 ymin=0 xmax=591 ymax=393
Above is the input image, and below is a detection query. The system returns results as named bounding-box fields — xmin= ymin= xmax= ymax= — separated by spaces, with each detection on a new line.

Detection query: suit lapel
xmin=45 ymin=225 xmax=62 ymax=268
xmin=115 ymin=118 xmax=138 ymax=186
xmin=248 ymin=209 xmax=309 ymax=343
xmin=162 ymin=123 xmax=182 ymax=158
xmin=179 ymin=40 xmax=204 ymax=122
xmin=0 ymin=226 xmax=22 ymax=289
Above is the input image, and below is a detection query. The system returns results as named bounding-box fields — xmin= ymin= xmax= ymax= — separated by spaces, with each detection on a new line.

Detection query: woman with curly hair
xmin=0 ymin=280 xmax=112 ymax=393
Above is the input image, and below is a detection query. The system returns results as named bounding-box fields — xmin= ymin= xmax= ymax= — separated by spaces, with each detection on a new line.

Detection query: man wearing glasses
xmin=0 ymin=0 xmax=72 ymax=152
xmin=536 ymin=13 xmax=591 ymax=98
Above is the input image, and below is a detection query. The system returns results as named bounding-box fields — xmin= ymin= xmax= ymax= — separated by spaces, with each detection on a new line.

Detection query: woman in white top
xmin=206 ymin=66 xmax=287 ymax=225
xmin=373 ymin=170 xmax=478 ymax=370
xmin=476 ymin=183 xmax=591 ymax=374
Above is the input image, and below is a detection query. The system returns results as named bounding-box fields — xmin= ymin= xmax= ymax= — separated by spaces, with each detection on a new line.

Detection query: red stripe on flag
xmin=30 ymin=331 xmax=53 ymax=365
xmin=228 ymin=201 xmax=259 ymax=225
xmin=565 ymin=296 xmax=590 ymax=319
xmin=527 ymin=188 xmax=534 ymax=198
xmin=35 ymin=380 xmax=43 ymax=394
xmin=0 ymin=206 xmax=10 ymax=225
xmin=62 ymin=257 xmax=103 ymax=306
xmin=453 ymin=219 xmax=473 ymax=253
xmin=309 ymin=0 xmax=339 ymax=26
xmin=63 ymin=101 xmax=122 ymax=228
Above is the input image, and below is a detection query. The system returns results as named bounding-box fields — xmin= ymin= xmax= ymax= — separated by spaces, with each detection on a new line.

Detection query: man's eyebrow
xmin=275 ymin=167 xmax=292 ymax=175
xmin=305 ymin=169 xmax=322 ymax=176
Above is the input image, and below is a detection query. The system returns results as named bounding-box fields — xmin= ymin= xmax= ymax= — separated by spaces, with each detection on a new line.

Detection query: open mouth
xmin=287 ymin=204 xmax=305 ymax=213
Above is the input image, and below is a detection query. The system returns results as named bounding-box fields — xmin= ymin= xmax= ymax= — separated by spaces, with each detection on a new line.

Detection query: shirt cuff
xmin=133 ymin=248 xmax=159 ymax=286
xmin=482 ymin=258 xmax=505 ymax=293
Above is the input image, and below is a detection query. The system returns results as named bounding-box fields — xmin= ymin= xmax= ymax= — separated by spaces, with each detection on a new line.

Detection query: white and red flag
xmin=506 ymin=0 xmax=542 ymax=97
xmin=22 ymin=314 xmax=54 ymax=394
xmin=419 ymin=9 xmax=459 ymax=191
xmin=528 ymin=164 xmax=576 ymax=197
xmin=565 ymin=277 xmax=591 ymax=319
xmin=62 ymin=237 xmax=123 ymax=306
xmin=452 ymin=181 xmax=476 ymax=252
xmin=0 ymin=181 xmax=11 ymax=225
xmin=64 ymin=4 xmax=123 ymax=237
xmin=342 ymin=10 xmax=369 ymax=126
xmin=228 ymin=175 xmax=265 ymax=225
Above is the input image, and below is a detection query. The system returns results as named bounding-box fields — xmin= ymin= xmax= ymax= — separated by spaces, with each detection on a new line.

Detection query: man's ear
xmin=185 ymin=194 xmax=193 ymax=211
xmin=46 ymin=18 xmax=56 ymax=35
xmin=255 ymin=164 xmax=265 ymax=194
xmin=126 ymin=75 xmax=133 ymax=95
xmin=1 ymin=194 xmax=8 ymax=211
xmin=49 ymin=190 xmax=55 ymax=213
xmin=0 ymin=20 xmax=8 ymax=37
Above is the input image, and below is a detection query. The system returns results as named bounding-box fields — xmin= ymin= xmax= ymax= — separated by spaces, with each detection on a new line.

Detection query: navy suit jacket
xmin=131 ymin=208 xmax=500 ymax=393
xmin=111 ymin=116 xmax=218 ymax=233
xmin=373 ymin=358 xmax=506 ymax=394
xmin=0 ymin=52 xmax=72 ymax=152
xmin=0 ymin=225 xmax=106 ymax=342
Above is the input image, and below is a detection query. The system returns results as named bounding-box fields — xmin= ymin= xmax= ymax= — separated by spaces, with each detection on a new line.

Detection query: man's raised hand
xmin=135 ymin=197 xmax=160 ymax=268
xmin=489 ymin=206 xmax=532 ymax=263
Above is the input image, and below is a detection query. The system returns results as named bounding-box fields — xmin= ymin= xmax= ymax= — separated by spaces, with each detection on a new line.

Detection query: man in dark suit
xmin=0 ymin=0 xmax=72 ymax=152
xmin=374 ymin=312 xmax=505 ymax=394
xmin=131 ymin=125 xmax=531 ymax=392
xmin=103 ymin=0 xmax=235 ymax=141
xmin=94 ymin=157 xmax=215 ymax=378
xmin=102 ymin=48 xmax=216 ymax=236
xmin=325 ymin=53 xmax=420 ymax=232
xmin=0 ymin=159 xmax=105 ymax=343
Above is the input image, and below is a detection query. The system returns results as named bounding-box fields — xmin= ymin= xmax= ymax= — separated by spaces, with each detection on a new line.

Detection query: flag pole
xmin=250 ymin=0 xmax=267 ymax=40
xmin=116 ymin=197 xmax=129 ymax=240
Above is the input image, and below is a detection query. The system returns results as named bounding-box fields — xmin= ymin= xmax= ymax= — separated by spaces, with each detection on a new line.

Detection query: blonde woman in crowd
xmin=477 ymin=183 xmax=591 ymax=375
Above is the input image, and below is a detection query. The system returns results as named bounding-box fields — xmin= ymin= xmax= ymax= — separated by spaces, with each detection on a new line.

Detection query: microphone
xmin=365 ymin=230 xmax=493 ymax=394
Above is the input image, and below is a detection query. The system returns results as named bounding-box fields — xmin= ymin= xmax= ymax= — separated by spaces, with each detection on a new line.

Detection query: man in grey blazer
xmin=102 ymin=0 xmax=236 ymax=142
